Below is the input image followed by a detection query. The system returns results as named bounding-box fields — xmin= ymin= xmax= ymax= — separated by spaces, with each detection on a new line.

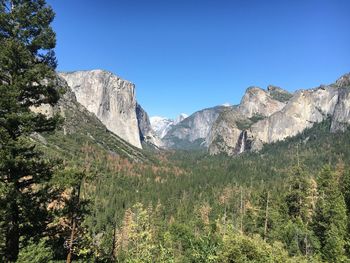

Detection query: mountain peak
xmin=336 ymin=73 xmax=350 ymax=87
xmin=174 ymin=113 xmax=188 ymax=124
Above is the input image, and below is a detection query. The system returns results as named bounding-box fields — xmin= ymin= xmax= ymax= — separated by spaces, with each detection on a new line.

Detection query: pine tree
xmin=339 ymin=166 xmax=350 ymax=257
xmin=285 ymin=166 xmax=311 ymax=222
xmin=0 ymin=0 xmax=60 ymax=261
xmin=52 ymin=168 xmax=91 ymax=262
xmin=313 ymin=165 xmax=348 ymax=262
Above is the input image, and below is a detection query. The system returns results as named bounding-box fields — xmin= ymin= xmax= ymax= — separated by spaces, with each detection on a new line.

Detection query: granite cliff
xmin=30 ymin=75 xmax=148 ymax=161
xmin=209 ymin=73 xmax=350 ymax=155
xmin=35 ymin=69 xmax=350 ymax=155
xmin=136 ymin=103 xmax=162 ymax=147
xmin=161 ymin=106 xmax=226 ymax=149
xmin=59 ymin=70 xmax=142 ymax=148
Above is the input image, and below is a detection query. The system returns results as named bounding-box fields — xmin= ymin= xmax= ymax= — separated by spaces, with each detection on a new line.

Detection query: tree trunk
xmin=111 ymin=222 xmax=117 ymax=262
xmin=66 ymin=218 xmax=76 ymax=263
xmin=264 ymin=191 xmax=270 ymax=240
xmin=66 ymin=186 xmax=81 ymax=263
xmin=240 ymin=187 xmax=243 ymax=234
xmin=5 ymin=197 xmax=20 ymax=262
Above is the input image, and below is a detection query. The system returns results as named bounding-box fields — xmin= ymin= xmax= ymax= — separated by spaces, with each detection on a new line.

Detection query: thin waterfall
xmin=239 ymin=131 xmax=246 ymax=154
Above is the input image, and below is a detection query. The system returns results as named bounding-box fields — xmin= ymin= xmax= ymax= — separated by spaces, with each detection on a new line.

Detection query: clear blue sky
xmin=48 ymin=0 xmax=350 ymax=119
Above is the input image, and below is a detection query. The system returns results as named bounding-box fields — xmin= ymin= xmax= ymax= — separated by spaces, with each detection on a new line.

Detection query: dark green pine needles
xmin=0 ymin=0 xmax=60 ymax=261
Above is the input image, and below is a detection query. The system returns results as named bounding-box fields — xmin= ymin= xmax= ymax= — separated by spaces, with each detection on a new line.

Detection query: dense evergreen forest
xmin=1 ymin=1 xmax=350 ymax=262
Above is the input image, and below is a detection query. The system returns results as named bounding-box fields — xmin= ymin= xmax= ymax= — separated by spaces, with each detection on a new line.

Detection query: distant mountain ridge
xmin=161 ymin=106 xmax=226 ymax=149
xmin=55 ymin=69 xmax=350 ymax=156
xmin=150 ymin=113 xmax=188 ymax=139
xmin=209 ymin=73 xmax=350 ymax=155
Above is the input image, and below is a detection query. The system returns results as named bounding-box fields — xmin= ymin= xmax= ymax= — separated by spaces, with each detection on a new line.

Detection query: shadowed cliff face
xmin=208 ymin=73 xmax=350 ymax=155
xmin=59 ymin=70 xmax=142 ymax=148
xmin=136 ymin=103 xmax=162 ymax=147
xmin=161 ymin=106 xmax=226 ymax=150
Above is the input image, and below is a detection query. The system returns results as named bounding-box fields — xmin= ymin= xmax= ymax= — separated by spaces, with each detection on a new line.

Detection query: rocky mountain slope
xmin=45 ymin=69 xmax=350 ymax=156
xmin=161 ymin=106 xmax=227 ymax=149
xmin=209 ymin=73 xmax=350 ymax=155
xmin=136 ymin=103 xmax=162 ymax=147
xmin=31 ymin=75 xmax=149 ymax=162
xmin=59 ymin=70 xmax=142 ymax=148
xmin=150 ymin=113 xmax=188 ymax=139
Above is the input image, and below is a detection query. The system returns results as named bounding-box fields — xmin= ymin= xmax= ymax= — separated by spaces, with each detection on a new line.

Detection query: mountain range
xmin=36 ymin=69 xmax=350 ymax=156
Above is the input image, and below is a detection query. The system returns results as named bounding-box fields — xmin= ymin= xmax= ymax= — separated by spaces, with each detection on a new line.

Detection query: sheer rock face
xmin=59 ymin=70 xmax=142 ymax=148
xmin=238 ymin=86 xmax=286 ymax=118
xmin=207 ymin=108 xmax=242 ymax=155
xmin=335 ymin=73 xmax=350 ymax=88
xmin=208 ymin=86 xmax=288 ymax=155
xmin=209 ymin=73 xmax=350 ymax=155
xmin=250 ymin=86 xmax=339 ymax=146
xmin=162 ymin=106 xmax=225 ymax=149
xmin=136 ymin=103 xmax=162 ymax=147
xmin=150 ymin=114 xmax=188 ymax=139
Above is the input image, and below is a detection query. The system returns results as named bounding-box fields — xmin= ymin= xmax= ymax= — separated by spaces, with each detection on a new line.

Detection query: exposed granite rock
xmin=150 ymin=113 xmax=188 ymax=139
xmin=31 ymin=76 xmax=148 ymax=162
xmin=209 ymin=73 xmax=350 ymax=155
xmin=136 ymin=103 xmax=162 ymax=147
xmin=136 ymin=103 xmax=152 ymax=140
xmin=208 ymin=107 xmax=243 ymax=155
xmin=59 ymin=70 xmax=142 ymax=148
xmin=162 ymin=106 xmax=225 ymax=149
xmin=330 ymin=88 xmax=350 ymax=132
xmin=238 ymin=86 xmax=286 ymax=118
xmin=250 ymin=86 xmax=339 ymax=147
xmin=335 ymin=73 xmax=350 ymax=88
xmin=208 ymin=86 xmax=287 ymax=155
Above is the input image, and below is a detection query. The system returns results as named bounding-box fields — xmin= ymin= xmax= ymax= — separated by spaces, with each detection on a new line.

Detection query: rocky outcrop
xmin=267 ymin=85 xmax=293 ymax=102
xmin=208 ymin=86 xmax=288 ymax=155
xmin=162 ymin=106 xmax=225 ymax=149
xmin=209 ymin=73 xmax=350 ymax=155
xmin=59 ymin=70 xmax=142 ymax=148
xmin=250 ymin=86 xmax=339 ymax=146
xmin=136 ymin=103 xmax=162 ymax=147
xmin=31 ymin=75 xmax=148 ymax=161
xmin=150 ymin=113 xmax=188 ymax=139
xmin=330 ymin=87 xmax=350 ymax=132
xmin=238 ymin=86 xmax=286 ymax=118
xmin=136 ymin=103 xmax=152 ymax=141
xmin=335 ymin=73 xmax=350 ymax=88
xmin=207 ymin=107 xmax=244 ymax=155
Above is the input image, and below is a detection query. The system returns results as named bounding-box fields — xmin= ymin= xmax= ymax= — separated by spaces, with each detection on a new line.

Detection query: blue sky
xmin=48 ymin=0 xmax=350 ymax=119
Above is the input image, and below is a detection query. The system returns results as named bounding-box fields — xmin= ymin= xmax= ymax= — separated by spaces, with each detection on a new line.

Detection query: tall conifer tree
xmin=313 ymin=166 xmax=348 ymax=262
xmin=0 ymin=0 xmax=59 ymax=261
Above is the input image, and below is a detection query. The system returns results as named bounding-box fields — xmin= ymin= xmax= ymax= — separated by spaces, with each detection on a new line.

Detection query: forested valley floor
xmin=20 ymin=118 xmax=350 ymax=262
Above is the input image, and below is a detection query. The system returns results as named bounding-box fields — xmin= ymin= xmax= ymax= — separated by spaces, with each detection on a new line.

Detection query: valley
xmin=1 ymin=1 xmax=350 ymax=262
xmin=30 ymin=69 xmax=350 ymax=262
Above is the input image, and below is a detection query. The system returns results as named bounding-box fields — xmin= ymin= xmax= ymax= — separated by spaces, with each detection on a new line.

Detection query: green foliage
xmin=285 ymin=166 xmax=312 ymax=223
xmin=17 ymin=238 xmax=53 ymax=263
xmin=236 ymin=113 xmax=266 ymax=130
xmin=280 ymin=219 xmax=319 ymax=257
xmin=1 ymin=5 xmax=349 ymax=263
xmin=313 ymin=166 xmax=348 ymax=262
xmin=117 ymin=203 xmax=157 ymax=262
xmin=218 ymin=233 xmax=291 ymax=263
xmin=269 ymin=90 xmax=293 ymax=102
xmin=0 ymin=0 xmax=60 ymax=261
